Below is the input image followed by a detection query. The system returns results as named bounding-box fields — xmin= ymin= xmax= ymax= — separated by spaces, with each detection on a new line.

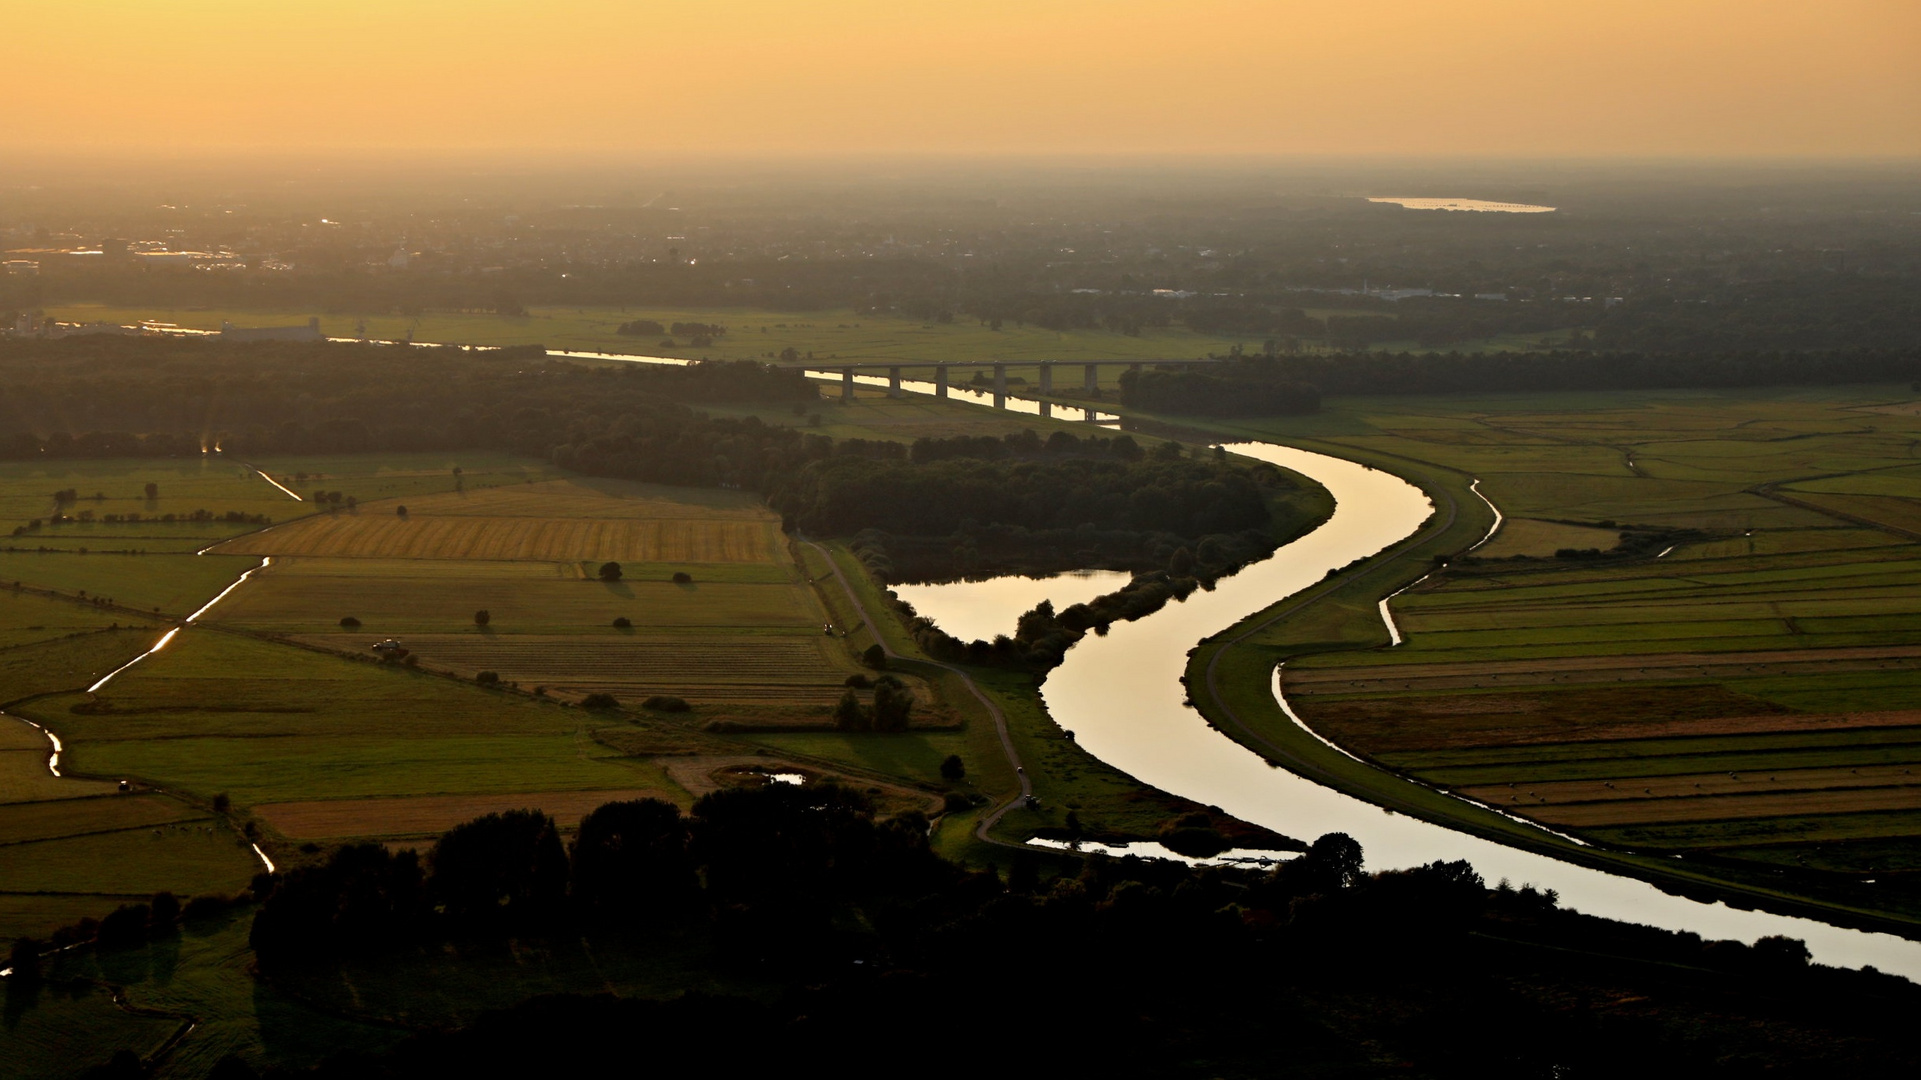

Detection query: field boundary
xmin=1179 ymin=431 xmax=1921 ymax=939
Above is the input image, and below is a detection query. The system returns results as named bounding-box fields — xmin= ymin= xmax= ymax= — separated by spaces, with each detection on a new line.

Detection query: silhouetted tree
xmin=872 ymin=680 xmax=912 ymax=732
xmin=834 ymin=689 xmax=870 ymax=732
xmin=569 ymin=798 xmax=696 ymax=915
xmin=429 ymin=810 xmax=569 ymax=928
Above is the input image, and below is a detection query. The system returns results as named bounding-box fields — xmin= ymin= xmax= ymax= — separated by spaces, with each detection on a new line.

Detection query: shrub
xmin=181 ymin=894 xmax=232 ymax=922
xmin=873 ymin=680 xmax=913 ymax=731
xmin=833 ymin=689 xmax=870 ymax=732
xmin=940 ymin=754 xmax=965 ymax=781
xmin=941 ymin=791 xmax=973 ymax=814
xmin=474 ymin=609 xmax=491 ymax=626
xmin=97 ymin=903 xmax=151 ymax=949
xmin=581 ymin=693 xmax=620 ymax=710
xmin=642 ymin=695 xmax=691 ymax=712
xmin=843 ymin=673 xmax=871 ymax=688
xmin=476 ymin=670 xmax=500 ymax=686
xmin=612 ymin=616 xmax=632 ymax=628
xmin=339 ymin=616 xmax=361 ymax=629
xmin=149 ymin=891 xmax=180 ymax=926
xmin=7 ymin=937 xmax=42 ymax=984
xmin=598 ymin=561 xmax=623 ymax=581
xmin=671 ymin=571 xmax=693 ymax=584
xmin=862 ymin=643 xmax=887 ymax=669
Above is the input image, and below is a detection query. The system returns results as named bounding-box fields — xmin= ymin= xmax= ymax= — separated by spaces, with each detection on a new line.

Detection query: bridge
xmin=803 ymin=357 xmax=1233 ymax=406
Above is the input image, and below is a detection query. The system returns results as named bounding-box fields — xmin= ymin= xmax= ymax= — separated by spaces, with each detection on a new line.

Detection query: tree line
xmin=1118 ymin=347 xmax=1921 ymax=416
xmin=2 ymin=337 xmax=1322 ymax=584
xmin=101 ymin=784 xmax=1918 ymax=1080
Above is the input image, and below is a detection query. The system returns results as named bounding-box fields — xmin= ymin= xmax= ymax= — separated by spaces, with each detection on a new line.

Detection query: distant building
xmin=221 ymin=317 xmax=324 ymax=343
xmin=53 ymin=322 xmax=140 ymax=338
xmin=3 ymin=259 xmax=39 ymax=276
xmin=137 ymin=251 xmax=208 ymax=268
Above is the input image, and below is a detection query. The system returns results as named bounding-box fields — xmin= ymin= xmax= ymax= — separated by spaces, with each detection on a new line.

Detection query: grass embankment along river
xmin=1181 ymin=385 xmax=1921 ymax=931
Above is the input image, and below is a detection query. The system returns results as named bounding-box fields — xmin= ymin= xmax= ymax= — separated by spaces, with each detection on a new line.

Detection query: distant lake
xmin=1368 ymin=197 xmax=1556 ymax=213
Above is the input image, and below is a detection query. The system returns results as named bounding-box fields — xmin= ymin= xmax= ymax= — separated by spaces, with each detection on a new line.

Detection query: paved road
xmin=801 ymin=541 xmax=1032 ymax=845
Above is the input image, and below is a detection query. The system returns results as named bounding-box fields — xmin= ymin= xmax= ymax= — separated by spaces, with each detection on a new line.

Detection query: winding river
xmin=908 ymin=439 xmax=1921 ymax=977
xmin=525 ymin=346 xmax=1921 ymax=973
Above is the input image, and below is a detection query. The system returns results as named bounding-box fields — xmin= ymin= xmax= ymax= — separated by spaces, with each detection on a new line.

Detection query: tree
xmin=97 ymin=903 xmax=151 ymax=948
xmin=476 ymin=670 xmax=500 ymax=686
xmin=339 ymin=616 xmax=361 ymax=629
xmin=1168 ymin=547 xmax=1195 ymax=575
xmin=396 ymin=505 xmax=408 ymax=517
xmin=612 ymin=616 xmax=632 ymax=628
xmin=862 ymin=643 xmax=887 ymax=670
xmin=1289 ymin=832 xmax=1365 ymax=894
xmin=671 ymin=571 xmax=693 ymax=584
xmin=7 ymin=936 xmax=42 ymax=984
xmin=569 ymin=798 xmax=695 ymax=914
xmin=143 ymin=482 xmax=158 ymax=500
xmin=580 ymin=693 xmax=620 ymax=709
xmin=833 ymin=689 xmax=869 ymax=732
xmin=598 ymin=561 xmax=622 ymax=582
xmin=429 ymin=810 xmax=569 ymax=926
xmin=873 ymin=680 xmax=912 ymax=732
xmin=1752 ymin=935 xmax=1812 ymax=971
xmin=474 ymin=609 xmax=490 ymax=627
xmin=939 ymin=754 xmax=964 ymax=781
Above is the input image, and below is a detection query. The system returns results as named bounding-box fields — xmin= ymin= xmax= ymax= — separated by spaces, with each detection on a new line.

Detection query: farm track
xmin=1287 ymin=643 xmax=1921 ymax=694
xmin=799 ymin=540 xmax=1033 ymax=847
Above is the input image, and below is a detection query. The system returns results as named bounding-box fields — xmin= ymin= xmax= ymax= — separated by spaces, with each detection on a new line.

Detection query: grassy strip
xmin=1173 ymin=428 xmax=1921 ymax=935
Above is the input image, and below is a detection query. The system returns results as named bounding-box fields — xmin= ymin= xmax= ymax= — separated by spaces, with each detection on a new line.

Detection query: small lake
xmin=1368 ymin=197 xmax=1556 ymax=213
xmin=892 ymin=569 xmax=1132 ymax=643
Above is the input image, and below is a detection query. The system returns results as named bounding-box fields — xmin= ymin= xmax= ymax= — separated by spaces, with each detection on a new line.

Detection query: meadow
xmin=206 ymin=476 xmax=858 ymax=709
xmin=1206 ymin=385 xmax=1921 ymax=899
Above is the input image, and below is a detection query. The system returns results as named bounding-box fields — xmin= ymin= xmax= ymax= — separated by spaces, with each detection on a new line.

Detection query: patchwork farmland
xmin=206 ymin=476 xmax=853 ymax=704
xmin=1256 ymin=387 xmax=1921 ymax=884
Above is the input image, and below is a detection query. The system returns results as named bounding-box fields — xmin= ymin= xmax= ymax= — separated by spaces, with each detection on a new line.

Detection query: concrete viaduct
xmin=809 ymin=357 xmax=1233 ymax=407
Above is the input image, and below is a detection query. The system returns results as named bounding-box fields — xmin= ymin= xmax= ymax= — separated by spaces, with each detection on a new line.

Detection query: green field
xmin=1184 ymin=385 xmax=1921 ymax=917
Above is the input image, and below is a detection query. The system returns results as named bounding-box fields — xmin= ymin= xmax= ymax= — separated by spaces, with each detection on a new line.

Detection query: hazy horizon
xmin=10 ymin=1 xmax=1918 ymax=159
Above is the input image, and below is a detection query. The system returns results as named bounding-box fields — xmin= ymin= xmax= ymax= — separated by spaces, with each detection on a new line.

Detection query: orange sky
xmin=9 ymin=0 xmax=1918 ymax=157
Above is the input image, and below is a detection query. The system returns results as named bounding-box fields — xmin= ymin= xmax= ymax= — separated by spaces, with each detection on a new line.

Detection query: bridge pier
xmin=934 ymin=364 xmax=948 ymax=398
xmin=1038 ymin=362 xmax=1053 ymax=395
xmin=888 ymin=366 xmax=903 ymax=398
xmin=1084 ymin=363 xmax=1100 ymax=395
xmin=992 ymin=363 xmax=1006 ymax=409
xmin=1039 ymin=400 xmax=1052 ymax=418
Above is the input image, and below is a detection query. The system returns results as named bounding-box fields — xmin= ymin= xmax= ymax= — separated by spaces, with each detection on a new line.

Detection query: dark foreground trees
xmin=238 ymin=789 xmax=1921 ymax=1080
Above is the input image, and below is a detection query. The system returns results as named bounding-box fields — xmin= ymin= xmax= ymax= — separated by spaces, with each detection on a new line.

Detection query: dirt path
xmin=801 ymin=540 xmax=1032 ymax=846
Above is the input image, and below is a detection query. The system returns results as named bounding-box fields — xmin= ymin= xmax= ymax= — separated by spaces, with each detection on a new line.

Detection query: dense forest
xmin=0 ymin=338 xmax=1311 ymax=580
xmin=1121 ymin=347 xmax=1921 ymax=415
xmin=42 ymin=786 xmax=1918 ymax=1078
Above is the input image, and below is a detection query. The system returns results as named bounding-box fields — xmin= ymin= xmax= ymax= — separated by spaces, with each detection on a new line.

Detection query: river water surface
xmin=388 ymin=337 xmax=1921 ymax=974
xmin=904 ymin=441 xmax=1921 ymax=977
